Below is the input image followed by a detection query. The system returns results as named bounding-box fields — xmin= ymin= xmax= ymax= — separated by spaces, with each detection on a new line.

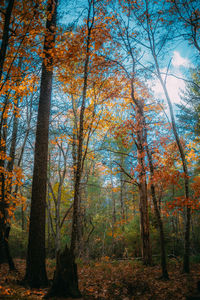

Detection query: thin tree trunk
xmin=120 ymin=170 xmax=125 ymax=229
xmin=46 ymin=2 xmax=94 ymax=297
xmin=132 ymin=93 xmax=151 ymax=265
xmin=0 ymin=93 xmax=16 ymax=270
xmin=157 ymin=72 xmax=190 ymax=273
xmin=7 ymin=101 xmax=19 ymax=173
xmin=0 ymin=88 xmax=18 ymax=271
xmin=7 ymin=57 xmax=22 ymax=174
xmin=21 ymin=204 xmax=25 ymax=231
xmin=3 ymin=96 xmax=20 ymax=271
xmin=137 ymin=127 xmax=151 ymax=265
xmin=144 ymin=125 xmax=169 ymax=279
xmin=110 ymin=153 xmax=116 ymax=253
xmin=145 ymin=0 xmax=191 ymax=271
xmin=70 ymin=18 xmax=93 ymax=257
xmin=1 ymin=58 xmax=23 ymax=271
xmin=0 ymin=0 xmax=15 ymax=82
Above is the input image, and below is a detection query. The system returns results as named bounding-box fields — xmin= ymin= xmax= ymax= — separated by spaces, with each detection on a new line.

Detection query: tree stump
xmin=45 ymin=246 xmax=81 ymax=299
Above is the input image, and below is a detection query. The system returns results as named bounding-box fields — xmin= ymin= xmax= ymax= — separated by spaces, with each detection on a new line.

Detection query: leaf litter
xmin=0 ymin=259 xmax=199 ymax=299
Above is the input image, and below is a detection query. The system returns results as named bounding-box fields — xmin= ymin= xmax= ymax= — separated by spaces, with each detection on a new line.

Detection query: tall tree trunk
xmin=159 ymin=79 xmax=190 ymax=273
xmin=0 ymin=0 xmax=15 ymax=82
xmin=7 ymin=100 xmax=19 ymax=174
xmin=136 ymin=114 xmax=151 ymax=265
xmin=70 ymin=21 xmax=92 ymax=258
xmin=110 ymin=153 xmax=116 ymax=253
xmin=0 ymin=60 xmax=22 ymax=267
xmin=138 ymin=173 xmax=151 ymax=265
xmin=24 ymin=0 xmax=57 ymax=288
xmin=145 ymin=0 xmax=191 ymax=272
xmin=144 ymin=125 xmax=169 ymax=279
xmin=0 ymin=112 xmax=15 ymax=270
xmin=131 ymin=85 xmax=151 ymax=265
xmin=0 ymin=0 xmax=15 ymax=270
xmin=46 ymin=1 xmax=95 ymax=298
xmin=120 ymin=170 xmax=125 ymax=228
xmin=3 ymin=96 xmax=20 ymax=271
xmin=2 ymin=57 xmax=24 ymax=271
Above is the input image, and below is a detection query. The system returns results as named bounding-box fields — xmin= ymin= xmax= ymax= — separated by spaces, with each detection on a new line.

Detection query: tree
xmin=47 ymin=137 xmax=71 ymax=257
xmin=0 ymin=0 xmax=15 ymax=82
xmin=0 ymin=0 xmax=21 ymax=271
xmin=45 ymin=0 xmax=95 ymax=297
xmin=0 ymin=0 xmax=46 ymax=269
xmin=169 ymin=0 xmax=200 ymax=54
xmin=144 ymin=121 xmax=169 ymax=279
xmin=177 ymin=68 xmax=200 ymax=139
xmin=126 ymin=0 xmax=191 ymax=273
xmin=45 ymin=0 xmax=123 ymax=295
xmin=104 ymin=1 xmax=152 ymax=264
xmin=24 ymin=0 xmax=58 ymax=288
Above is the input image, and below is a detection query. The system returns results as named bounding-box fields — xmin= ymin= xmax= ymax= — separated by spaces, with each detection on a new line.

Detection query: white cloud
xmin=151 ymin=69 xmax=186 ymax=104
xmin=166 ymin=75 xmax=185 ymax=103
xmin=149 ymin=51 xmax=192 ymax=104
xmin=172 ymin=51 xmax=190 ymax=68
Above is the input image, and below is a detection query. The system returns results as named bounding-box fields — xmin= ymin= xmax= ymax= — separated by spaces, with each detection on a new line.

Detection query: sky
xmin=58 ymin=0 xmax=197 ymax=108
xmin=152 ymin=50 xmax=193 ymax=104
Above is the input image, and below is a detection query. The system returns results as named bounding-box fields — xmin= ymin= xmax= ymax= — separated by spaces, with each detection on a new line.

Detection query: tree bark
xmin=131 ymin=79 xmax=151 ymax=265
xmin=46 ymin=2 xmax=94 ymax=297
xmin=144 ymin=0 xmax=191 ymax=272
xmin=44 ymin=245 xmax=81 ymax=299
xmin=70 ymin=17 xmax=92 ymax=257
xmin=2 ymin=95 xmax=20 ymax=271
xmin=157 ymin=70 xmax=190 ymax=273
xmin=120 ymin=168 xmax=125 ymax=229
xmin=144 ymin=125 xmax=169 ymax=279
xmin=0 ymin=0 xmax=15 ymax=270
xmin=136 ymin=108 xmax=151 ymax=265
xmin=24 ymin=0 xmax=57 ymax=288
xmin=0 ymin=95 xmax=16 ymax=271
xmin=0 ymin=0 xmax=15 ymax=82
xmin=70 ymin=0 xmax=95 ymax=259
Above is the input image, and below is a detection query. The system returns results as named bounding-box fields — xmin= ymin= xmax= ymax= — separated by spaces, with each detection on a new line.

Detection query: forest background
xmin=0 ymin=0 xmax=200 ymax=299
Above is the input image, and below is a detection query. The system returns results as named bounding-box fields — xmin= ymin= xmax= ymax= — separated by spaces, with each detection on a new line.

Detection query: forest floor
xmin=0 ymin=258 xmax=200 ymax=299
